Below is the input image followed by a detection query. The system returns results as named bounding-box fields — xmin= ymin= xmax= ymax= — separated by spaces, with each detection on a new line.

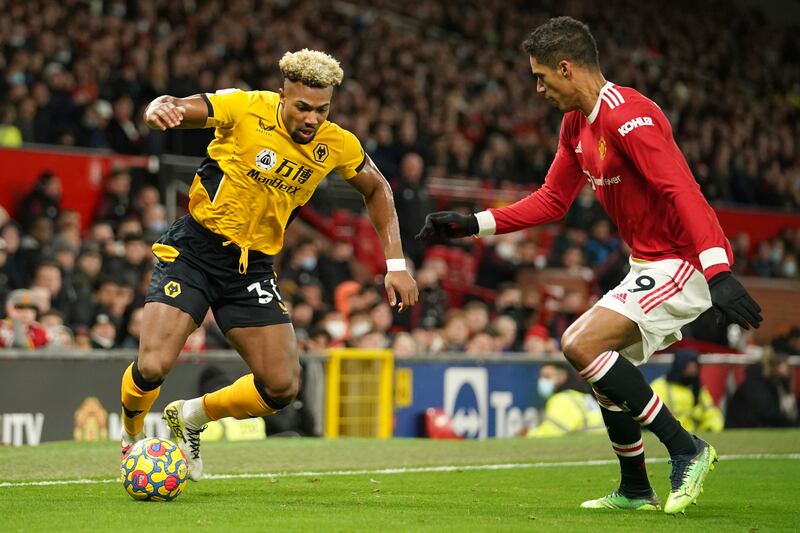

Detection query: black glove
xmin=415 ymin=211 xmax=479 ymax=242
xmin=708 ymin=271 xmax=763 ymax=329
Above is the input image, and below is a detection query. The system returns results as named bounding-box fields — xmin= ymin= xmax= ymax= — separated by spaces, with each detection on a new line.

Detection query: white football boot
xmin=163 ymin=400 xmax=206 ymax=481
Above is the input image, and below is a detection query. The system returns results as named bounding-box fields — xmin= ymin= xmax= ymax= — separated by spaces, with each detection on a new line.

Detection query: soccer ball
xmin=120 ymin=437 xmax=188 ymax=501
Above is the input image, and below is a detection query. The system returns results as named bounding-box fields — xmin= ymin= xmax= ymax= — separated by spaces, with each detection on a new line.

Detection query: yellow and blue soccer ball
xmin=120 ymin=437 xmax=188 ymax=501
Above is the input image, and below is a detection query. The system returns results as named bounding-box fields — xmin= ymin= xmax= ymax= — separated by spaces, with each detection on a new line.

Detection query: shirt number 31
xmin=247 ymin=279 xmax=282 ymax=304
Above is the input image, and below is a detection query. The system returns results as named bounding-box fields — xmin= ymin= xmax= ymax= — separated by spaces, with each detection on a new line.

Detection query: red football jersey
xmin=487 ymin=82 xmax=732 ymax=281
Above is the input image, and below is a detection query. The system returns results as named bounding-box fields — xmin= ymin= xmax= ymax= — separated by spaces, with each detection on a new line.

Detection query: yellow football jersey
xmin=187 ymin=88 xmax=365 ymax=273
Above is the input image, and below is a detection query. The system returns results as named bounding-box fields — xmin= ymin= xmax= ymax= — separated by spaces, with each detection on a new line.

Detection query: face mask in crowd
xmin=537 ymin=377 xmax=555 ymax=399
xmin=147 ymin=220 xmax=169 ymax=234
xmin=349 ymin=321 xmax=372 ymax=338
xmin=324 ymin=320 xmax=346 ymax=340
xmin=783 ymin=260 xmax=797 ymax=278
xmin=300 ymin=256 xmax=318 ymax=271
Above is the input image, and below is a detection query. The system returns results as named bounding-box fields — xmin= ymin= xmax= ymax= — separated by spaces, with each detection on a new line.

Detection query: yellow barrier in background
xmin=324 ymin=349 xmax=394 ymax=438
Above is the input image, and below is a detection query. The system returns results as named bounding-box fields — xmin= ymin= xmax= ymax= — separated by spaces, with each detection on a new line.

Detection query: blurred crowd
xmin=1 ymin=168 xmax=799 ymax=356
xmin=0 ymin=167 xmax=558 ymax=353
xmin=0 ymin=168 xmax=568 ymax=354
xmin=0 ymin=0 xmax=798 ymax=208
xmin=0 ymin=0 xmax=799 ymax=354
xmin=1 ymin=3 xmax=797 ymax=449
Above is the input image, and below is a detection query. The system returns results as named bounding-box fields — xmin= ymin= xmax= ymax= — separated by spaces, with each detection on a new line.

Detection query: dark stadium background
xmin=0 ymin=0 xmax=798 ymax=444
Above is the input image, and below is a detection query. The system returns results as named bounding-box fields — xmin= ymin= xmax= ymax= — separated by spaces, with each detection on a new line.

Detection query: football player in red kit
xmin=417 ymin=16 xmax=762 ymax=515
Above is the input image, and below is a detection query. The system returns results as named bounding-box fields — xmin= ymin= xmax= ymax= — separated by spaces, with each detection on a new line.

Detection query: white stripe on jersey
xmin=604 ymin=88 xmax=620 ymax=107
xmin=607 ymin=85 xmax=625 ymax=104
xmin=588 ymin=82 xmax=627 ymax=123
xmin=601 ymin=94 xmax=617 ymax=109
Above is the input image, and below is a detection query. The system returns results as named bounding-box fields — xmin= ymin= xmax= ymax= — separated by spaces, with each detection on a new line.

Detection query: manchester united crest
xmin=74 ymin=397 xmax=109 ymax=441
xmin=598 ymin=136 xmax=607 ymax=160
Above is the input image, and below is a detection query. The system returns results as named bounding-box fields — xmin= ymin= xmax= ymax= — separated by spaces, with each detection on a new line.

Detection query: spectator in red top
xmin=0 ymin=289 xmax=49 ymax=349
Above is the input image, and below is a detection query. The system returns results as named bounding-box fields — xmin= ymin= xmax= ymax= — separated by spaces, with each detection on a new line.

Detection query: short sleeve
xmin=335 ymin=129 xmax=366 ymax=179
xmin=204 ymin=89 xmax=250 ymax=129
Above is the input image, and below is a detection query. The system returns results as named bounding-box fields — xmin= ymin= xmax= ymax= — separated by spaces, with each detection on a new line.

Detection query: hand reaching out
xmin=415 ymin=211 xmax=479 ymax=242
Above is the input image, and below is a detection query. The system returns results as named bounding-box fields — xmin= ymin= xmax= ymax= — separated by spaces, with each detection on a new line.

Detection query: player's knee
xmin=268 ymin=381 xmax=299 ymax=407
xmin=256 ymin=364 xmax=300 ymax=409
xmin=137 ymin=340 xmax=180 ymax=381
xmin=135 ymin=355 xmax=170 ymax=383
xmin=560 ymin=330 xmax=587 ymax=367
xmin=258 ymin=376 xmax=299 ymax=410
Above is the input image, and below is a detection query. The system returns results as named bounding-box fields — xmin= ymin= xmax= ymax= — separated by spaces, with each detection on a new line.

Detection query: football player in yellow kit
xmin=120 ymin=49 xmax=418 ymax=480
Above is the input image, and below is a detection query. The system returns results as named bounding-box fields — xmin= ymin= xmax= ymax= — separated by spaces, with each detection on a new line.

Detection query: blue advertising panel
xmin=394 ymin=360 xmax=541 ymax=438
xmin=393 ymin=359 xmax=670 ymax=439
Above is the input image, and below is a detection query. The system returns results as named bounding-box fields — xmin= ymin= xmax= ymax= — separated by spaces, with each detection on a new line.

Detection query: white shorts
xmin=595 ymin=257 xmax=711 ymax=365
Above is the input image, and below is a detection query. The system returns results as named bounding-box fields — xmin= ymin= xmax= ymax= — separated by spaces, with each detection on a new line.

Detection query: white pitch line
xmin=0 ymin=478 xmax=119 ymax=488
xmin=1 ymin=453 xmax=798 ymax=489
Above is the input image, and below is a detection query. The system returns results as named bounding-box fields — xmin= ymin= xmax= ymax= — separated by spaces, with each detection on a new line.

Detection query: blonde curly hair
xmin=278 ymin=49 xmax=344 ymax=88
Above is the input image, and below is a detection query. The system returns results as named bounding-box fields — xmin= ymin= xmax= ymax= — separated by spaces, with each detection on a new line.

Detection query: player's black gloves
xmin=708 ymin=271 xmax=763 ymax=329
xmin=415 ymin=211 xmax=479 ymax=242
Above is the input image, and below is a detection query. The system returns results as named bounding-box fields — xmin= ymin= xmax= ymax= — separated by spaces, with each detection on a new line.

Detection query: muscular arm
xmin=347 ymin=155 xmax=405 ymax=261
xmin=347 ymin=155 xmax=418 ymax=310
xmin=143 ymin=94 xmax=210 ymax=130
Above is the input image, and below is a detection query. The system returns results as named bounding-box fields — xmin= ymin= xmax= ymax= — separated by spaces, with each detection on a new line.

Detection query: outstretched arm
xmin=416 ymin=114 xmax=584 ymax=242
xmin=143 ymin=94 xmax=210 ymax=130
xmin=347 ymin=155 xmax=419 ymax=311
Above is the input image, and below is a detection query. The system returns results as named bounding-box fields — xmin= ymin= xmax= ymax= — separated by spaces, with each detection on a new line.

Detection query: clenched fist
xmin=144 ymin=96 xmax=186 ymax=131
xmin=415 ymin=211 xmax=479 ymax=242
xmin=708 ymin=272 xmax=763 ymax=329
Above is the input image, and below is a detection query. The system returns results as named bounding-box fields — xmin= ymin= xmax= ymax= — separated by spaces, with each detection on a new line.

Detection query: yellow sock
xmin=120 ymin=362 xmax=161 ymax=436
xmin=203 ymin=374 xmax=279 ymax=420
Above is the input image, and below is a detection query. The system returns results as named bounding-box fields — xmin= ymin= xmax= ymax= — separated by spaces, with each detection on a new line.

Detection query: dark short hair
xmin=522 ymin=16 xmax=599 ymax=69
xmin=541 ymin=360 xmax=571 ymax=373
xmin=35 ymin=259 xmax=61 ymax=272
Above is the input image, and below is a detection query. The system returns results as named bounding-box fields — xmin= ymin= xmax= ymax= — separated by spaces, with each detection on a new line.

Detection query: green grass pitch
xmin=1 ymin=429 xmax=798 ymax=532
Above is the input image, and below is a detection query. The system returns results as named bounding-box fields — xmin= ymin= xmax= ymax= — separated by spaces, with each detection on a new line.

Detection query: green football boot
xmin=664 ymin=436 xmax=718 ymax=515
xmin=580 ymin=490 xmax=661 ymax=511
